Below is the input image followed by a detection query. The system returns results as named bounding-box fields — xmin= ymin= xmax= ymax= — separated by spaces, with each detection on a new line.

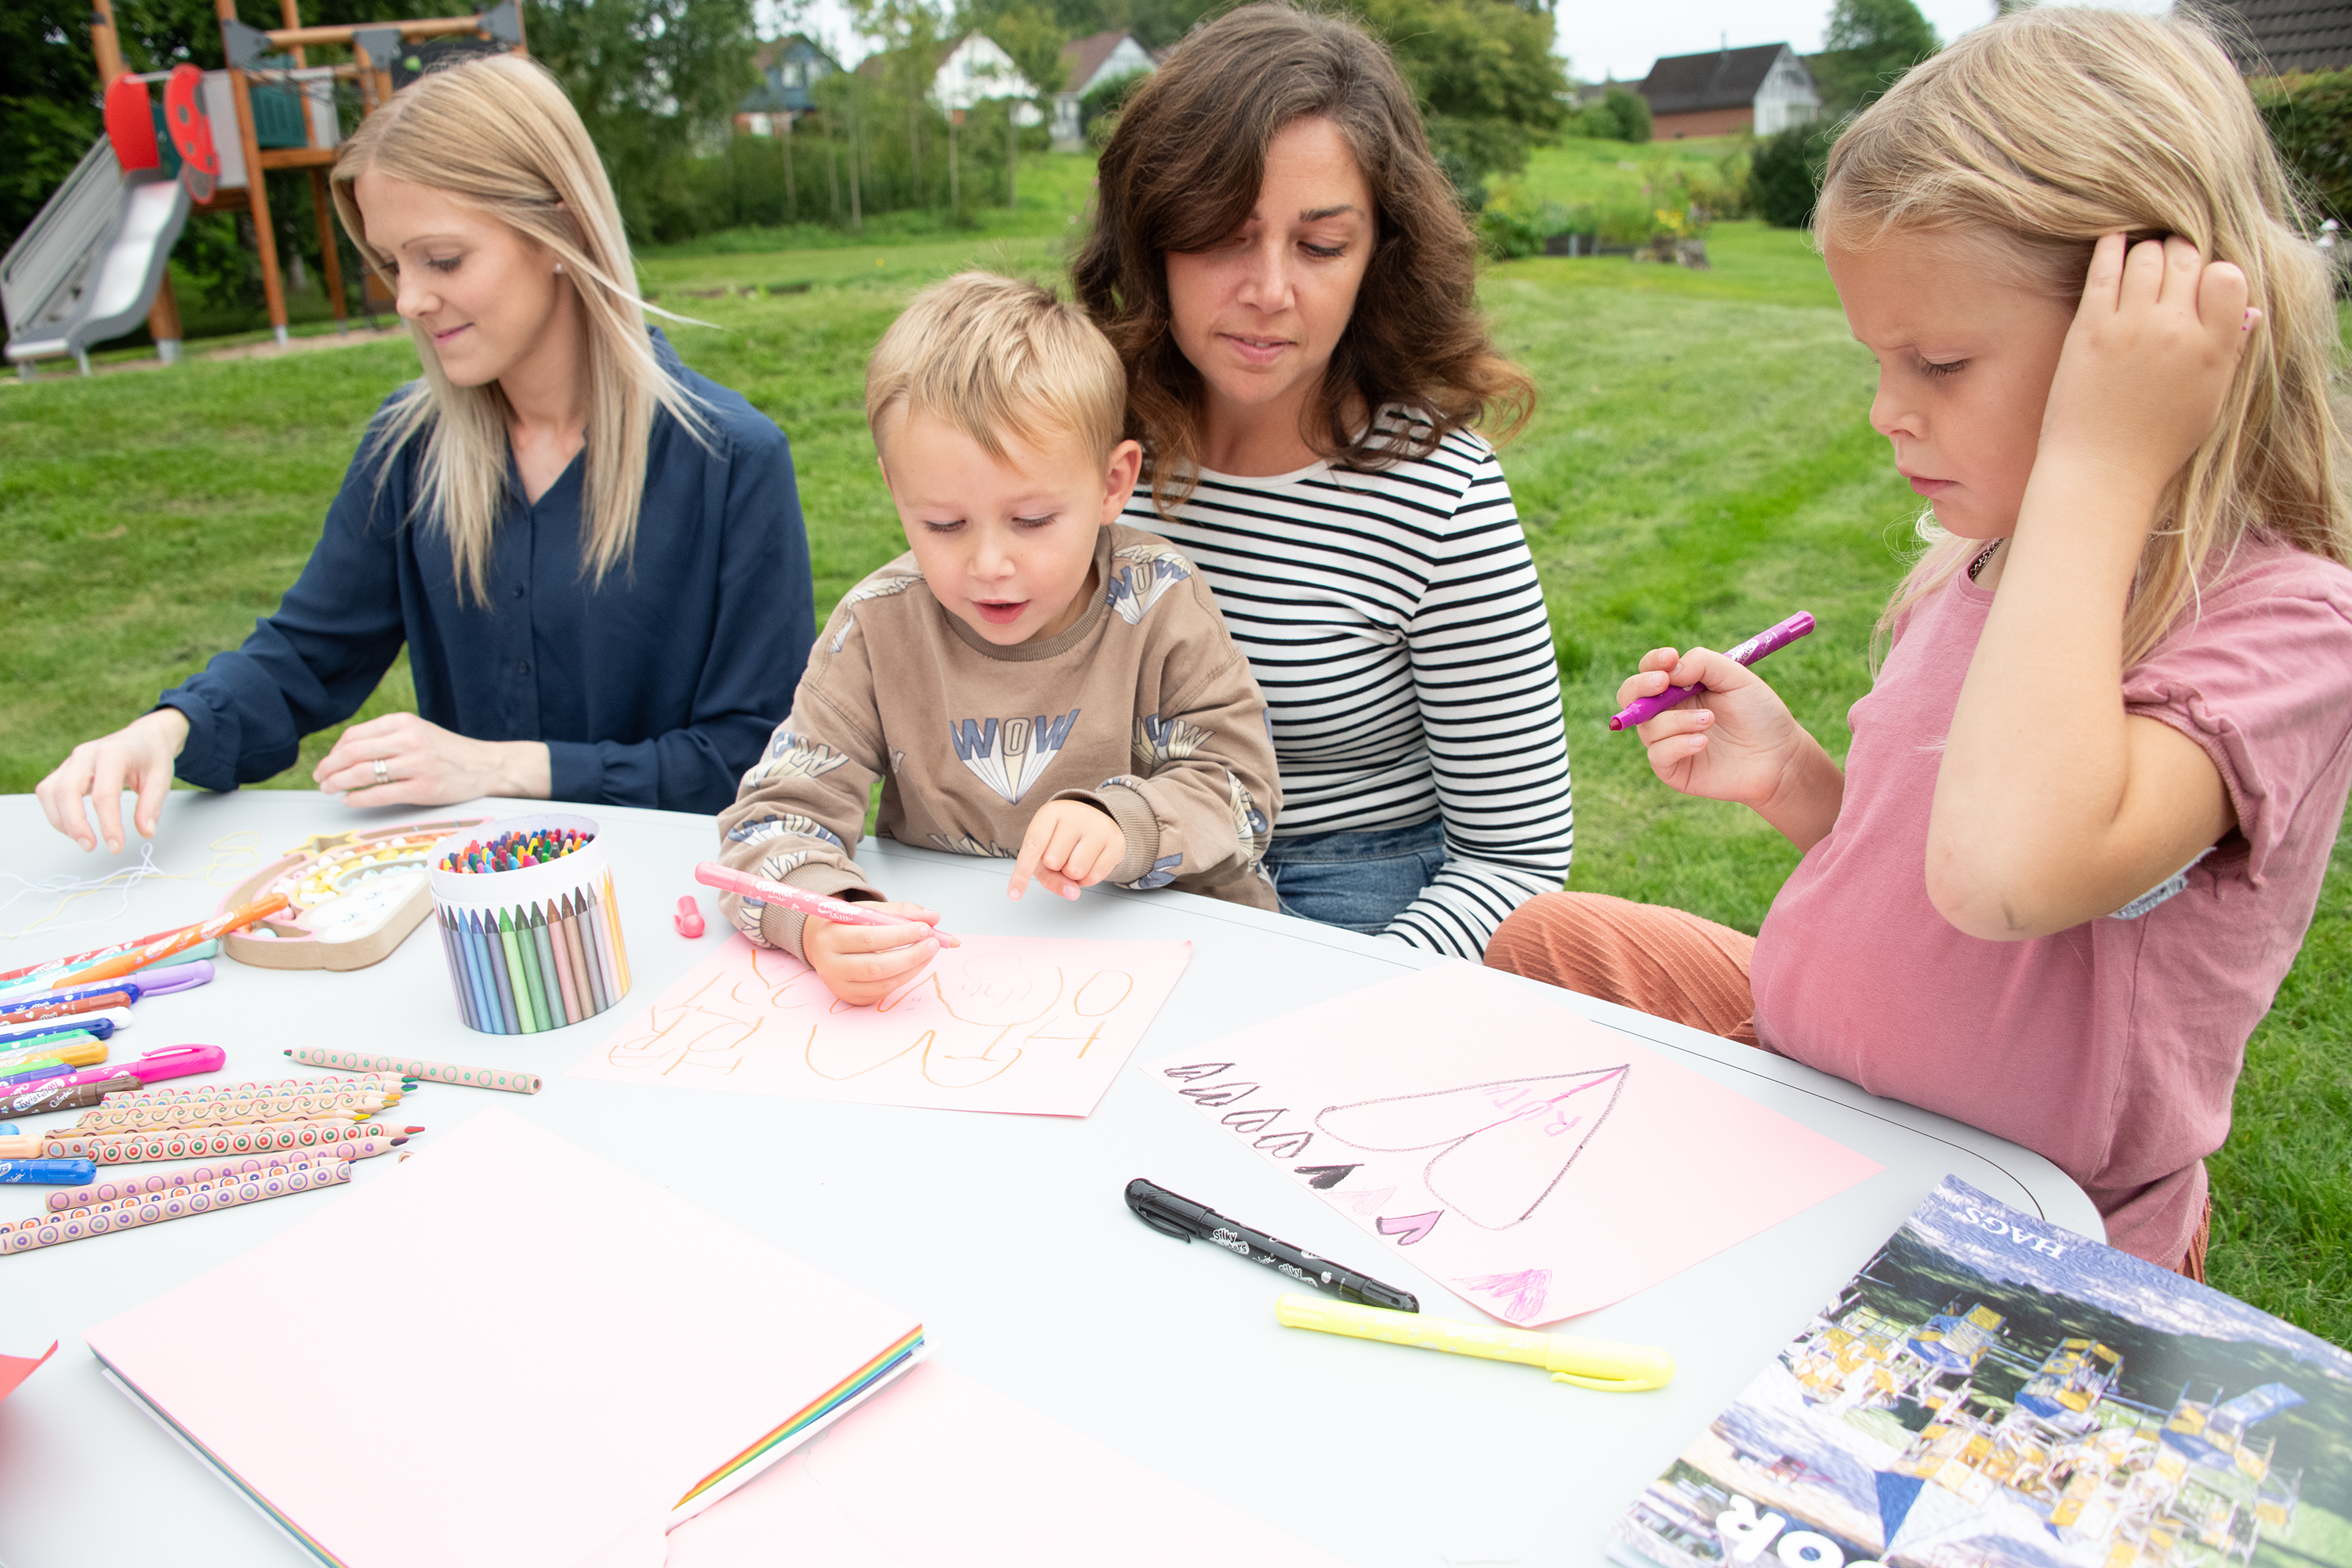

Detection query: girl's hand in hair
xmin=1624 ymin=648 xmax=1845 ymax=853
xmin=2038 ymin=233 xmax=2255 ymax=513
xmin=312 ymin=712 xmax=551 ymax=808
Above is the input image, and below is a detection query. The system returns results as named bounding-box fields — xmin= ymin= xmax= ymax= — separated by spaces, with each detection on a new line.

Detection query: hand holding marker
xmin=692 ymin=863 xmax=960 ymax=947
xmin=1609 ymin=612 xmax=1816 ymax=731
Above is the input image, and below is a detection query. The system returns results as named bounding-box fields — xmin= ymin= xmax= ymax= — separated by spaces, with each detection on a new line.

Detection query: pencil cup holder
xmin=426 ymin=814 xmax=632 ymax=1036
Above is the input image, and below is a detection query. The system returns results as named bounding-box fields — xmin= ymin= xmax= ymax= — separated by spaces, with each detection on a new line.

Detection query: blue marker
xmin=0 ymin=1158 xmax=99 ymax=1185
xmin=0 ymin=1018 xmax=114 ymax=1051
xmin=0 ymin=1062 xmax=74 ymax=1088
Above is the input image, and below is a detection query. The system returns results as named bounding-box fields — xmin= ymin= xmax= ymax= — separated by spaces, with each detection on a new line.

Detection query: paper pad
xmin=573 ymin=934 xmax=1190 ymax=1117
xmin=1148 ymin=962 xmax=1881 ymax=1327
xmin=670 ymin=1359 xmax=1352 ymax=1567
xmin=82 ymin=1110 xmax=923 ymax=1568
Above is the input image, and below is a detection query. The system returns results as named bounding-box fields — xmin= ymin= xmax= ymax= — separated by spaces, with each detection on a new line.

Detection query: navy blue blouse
xmin=159 ymin=337 xmax=815 ymax=816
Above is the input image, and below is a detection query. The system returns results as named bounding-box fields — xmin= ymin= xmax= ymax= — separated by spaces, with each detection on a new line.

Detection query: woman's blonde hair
xmin=331 ymin=53 xmax=707 ymax=604
xmin=1817 ymin=5 xmax=2352 ymax=666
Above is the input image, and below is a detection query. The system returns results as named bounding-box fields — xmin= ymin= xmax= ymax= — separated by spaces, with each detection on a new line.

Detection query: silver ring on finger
xmin=372 ymin=757 xmax=394 ymax=787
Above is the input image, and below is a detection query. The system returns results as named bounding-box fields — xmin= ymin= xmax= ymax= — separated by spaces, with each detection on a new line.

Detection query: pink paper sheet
xmin=83 ymin=1111 xmax=922 ymax=1568
xmin=1146 ymin=962 xmax=1882 ymax=1327
xmin=0 ymin=1341 xmax=55 ymax=1403
xmin=573 ymin=934 xmax=1190 ymax=1117
xmin=668 ymin=1359 xmax=1350 ymax=1568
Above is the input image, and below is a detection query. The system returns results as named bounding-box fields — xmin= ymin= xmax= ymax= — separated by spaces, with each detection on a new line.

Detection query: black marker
xmin=1125 ymin=1178 xmax=1420 ymax=1312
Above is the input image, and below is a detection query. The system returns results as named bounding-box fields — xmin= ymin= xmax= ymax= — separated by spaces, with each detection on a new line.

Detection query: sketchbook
xmin=1148 ymin=961 xmax=1880 ymax=1327
xmin=1609 ymin=1176 xmax=2352 ymax=1568
xmin=82 ymin=1109 xmax=924 ymax=1568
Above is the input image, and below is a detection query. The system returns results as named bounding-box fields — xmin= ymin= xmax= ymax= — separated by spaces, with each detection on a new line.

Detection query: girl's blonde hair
xmin=330 ymin=53 xmax=707 ymax=605
xmin=1817 ymin=5 xmax=2352 ymax=666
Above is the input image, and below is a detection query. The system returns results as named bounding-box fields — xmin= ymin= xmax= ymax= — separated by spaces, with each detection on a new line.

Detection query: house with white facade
xmin=1052 ymin=29 xmax=1156 ymax=148
xmin=935 ymin=33 xmax=1042 ymax=124
xmin=1637 ymin=42 xmax=1819 ymax=140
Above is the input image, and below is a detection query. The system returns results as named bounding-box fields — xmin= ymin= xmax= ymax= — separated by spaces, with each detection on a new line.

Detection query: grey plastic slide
xmin=2 ymin=138 xmax=191 ymax=376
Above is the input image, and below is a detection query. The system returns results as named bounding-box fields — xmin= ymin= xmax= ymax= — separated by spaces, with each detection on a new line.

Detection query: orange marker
xmin=56 ymin=896 xmax=289 ymax=989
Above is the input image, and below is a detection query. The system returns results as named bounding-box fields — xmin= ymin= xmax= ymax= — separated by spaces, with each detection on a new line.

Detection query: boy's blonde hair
xmin=1817 ymin=6 xmax=2352 ymax=666
xmin=332 ymin=54 xmax=710 ymax=607
xmin=866 ymin=273 xmax=1127 ymax=465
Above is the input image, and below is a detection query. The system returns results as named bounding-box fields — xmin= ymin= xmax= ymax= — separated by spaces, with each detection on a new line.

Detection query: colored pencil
xmin=73 ymin=1098 xmax=384 ymax=1131
xmin=478 ymin=911 xmax=517 ymax=1033
xmin=535 ymin=905 xmax=570 ymax=1025
xmin=435 ymin=913 xmax=476 ymax=1032
xmin=562 ymin=892 xmax=601 ymax=1016
xmin=45 ymin=1120 xmax=423 ymax=1166
xmin=284 ymin=1049 xmax=541 ymax=1095
xmin=510 ymin=906 xmax=545 ymax=1033
xmin=600 ymin=871 xmax=631 ymax=996
xmin=497 ymin=909 xmax=538 ymax=1033
xmin=461 ymin=910 xmax=498 ymax=1033
xmin=102 ymin=1074 xmax=405 ymax=1106
xmin=2 ymin=1160 xmax=351 ymax=1254
xmin=21 ymin=1156 xmax=350 ymax=1229
xmin=522 ymin=906 xmax=555 ymax=1029
xmin=45 ymin=1139 xmax=402 ymax=1211
xmin=543 ymin=898 xmax=579 ymax=1025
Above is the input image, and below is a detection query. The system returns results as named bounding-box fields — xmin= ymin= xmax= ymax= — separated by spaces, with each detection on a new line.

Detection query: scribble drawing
xmin=1162 ymin=1062 xmax=1232 ymax=1081
xmin=1459 ymin=1269 xmax=1552 ymax=1321
xmin=1316 ymin=1067 xmax=1629 ymax=1229
xmin=1348 ymin=1186 xmax=1396 ymax=1216
xmin=605 ymin=970 xmax=757 ymax=1077
xmin=1295 ymin=1163 xmax=1361 ymax=1189
xmin=1376 ymin=1210 xmax=1443 ymax=1246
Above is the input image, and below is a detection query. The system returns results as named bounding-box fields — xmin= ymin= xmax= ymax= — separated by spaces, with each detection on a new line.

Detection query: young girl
xmin=1487 ymin=7 xmax=2352 ymax=1279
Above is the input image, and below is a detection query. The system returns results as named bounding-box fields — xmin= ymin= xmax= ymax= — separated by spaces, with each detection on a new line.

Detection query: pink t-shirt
xmin=1751 ymin=536 xmax=2352 ymax=1266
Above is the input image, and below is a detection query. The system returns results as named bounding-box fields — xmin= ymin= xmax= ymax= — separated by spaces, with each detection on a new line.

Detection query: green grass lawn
xmin=1 ymin=205 xmax=2344 ymax=1345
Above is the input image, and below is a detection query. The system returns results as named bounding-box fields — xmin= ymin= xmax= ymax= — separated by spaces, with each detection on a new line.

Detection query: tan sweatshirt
xmin=716 ymin=524 xmax=1280 ymax=958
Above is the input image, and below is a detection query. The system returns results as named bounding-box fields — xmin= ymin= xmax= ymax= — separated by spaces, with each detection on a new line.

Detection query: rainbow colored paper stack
xmin=426 ymin=814 xmax=631 ymax=1035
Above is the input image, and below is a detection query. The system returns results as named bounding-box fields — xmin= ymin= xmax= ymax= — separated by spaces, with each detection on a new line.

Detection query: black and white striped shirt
xmin=1126 ymin=412 xmax=1574 ymax=957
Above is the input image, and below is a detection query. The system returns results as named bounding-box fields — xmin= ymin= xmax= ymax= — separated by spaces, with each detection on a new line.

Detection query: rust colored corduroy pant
xmin=1483 ymin=891 xmax=2212 ymax=1284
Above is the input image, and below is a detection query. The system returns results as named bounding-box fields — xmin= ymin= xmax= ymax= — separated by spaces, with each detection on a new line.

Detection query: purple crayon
xmin=1609 ymin=611 xmax=1817 ymax=732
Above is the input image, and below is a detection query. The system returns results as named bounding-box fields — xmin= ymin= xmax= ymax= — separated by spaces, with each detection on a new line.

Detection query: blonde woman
xmin=37 ymin=54 xmax=813 ymax=849
xmin=1488 ymin=8 xmax=2352 ymax=1276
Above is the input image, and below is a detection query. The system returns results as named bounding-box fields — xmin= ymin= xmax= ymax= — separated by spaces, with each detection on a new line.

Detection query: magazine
xmin=1610 ymin=1177 xmax=2352 ymax=1568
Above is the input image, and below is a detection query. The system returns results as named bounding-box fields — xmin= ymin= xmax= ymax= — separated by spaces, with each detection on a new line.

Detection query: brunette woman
xmin=38 ymin=54 xmax=814 ymax=849
xmin=1073 ymin=2 xmax=1573 ymax=956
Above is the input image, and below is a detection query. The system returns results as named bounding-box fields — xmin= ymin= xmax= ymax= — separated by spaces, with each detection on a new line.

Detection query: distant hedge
xmin=2258 ymin=68 xmax=2352 ymax=227
xmin=1750 ymin=125 xmax=1835 ymax=229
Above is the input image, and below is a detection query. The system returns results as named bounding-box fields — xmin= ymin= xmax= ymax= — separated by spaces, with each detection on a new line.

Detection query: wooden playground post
xmin=278 ymin=0 xmax=348 ymax=334
xmin=89 ymin=0 xmax=187 ymax=361
xmin=219 ymin=0 xmax=289 ymax=345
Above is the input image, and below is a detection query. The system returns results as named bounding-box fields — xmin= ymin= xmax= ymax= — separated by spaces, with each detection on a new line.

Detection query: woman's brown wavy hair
xmin=1071 ymin=2 xmax=1534 ymax=513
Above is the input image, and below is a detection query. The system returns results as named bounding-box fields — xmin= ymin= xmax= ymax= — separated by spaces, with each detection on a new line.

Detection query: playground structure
xmin=1 ymin=0 xmax=526 ymax=378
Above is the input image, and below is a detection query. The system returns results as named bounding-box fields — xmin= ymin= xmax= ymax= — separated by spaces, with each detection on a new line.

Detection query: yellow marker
xmin=1275 ymin=1294 xmax=1675 ymax=1392
xmin=0 ymin=1035 xmax=107 ymax=1073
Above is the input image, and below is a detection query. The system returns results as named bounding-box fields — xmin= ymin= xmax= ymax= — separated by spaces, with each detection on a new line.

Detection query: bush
xmin=2259 ymin=68 xmax=2352 ymax=226
xmin=1574 ymin=85 xmax=1651 ymax=144
xmin=1080 ymin=67 xmax=1148 ymax=147
xmin=1751 ymin=124 xmax=1833 ymax=228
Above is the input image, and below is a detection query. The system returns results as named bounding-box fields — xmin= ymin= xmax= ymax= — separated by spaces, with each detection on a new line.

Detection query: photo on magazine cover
xmin=1613 ymin=1177 xmax=2352 ymax=1568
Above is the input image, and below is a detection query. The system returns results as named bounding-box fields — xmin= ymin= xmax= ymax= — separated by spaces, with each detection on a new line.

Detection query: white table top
xmin=0 ymin=789 xmax=2100 ymax=1568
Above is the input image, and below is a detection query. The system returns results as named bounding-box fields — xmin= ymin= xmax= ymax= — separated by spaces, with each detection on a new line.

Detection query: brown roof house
xmin=1639 ymin=42 xmax=1820 ymax=140
xmin=2204 ymin=0 xmax=2352 ymax=74
xmin=1052 ymin=29 xmax=1157 ymax=148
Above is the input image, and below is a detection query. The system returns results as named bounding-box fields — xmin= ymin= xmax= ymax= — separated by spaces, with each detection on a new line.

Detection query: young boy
xmin=714 ymin=272 xmax=1280 ymax=1004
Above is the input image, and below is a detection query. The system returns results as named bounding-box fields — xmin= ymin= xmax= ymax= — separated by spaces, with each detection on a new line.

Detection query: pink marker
xmin=1609 ymin=612 xmax=1816 ymax=731
xmin=673 ymin=896 xmax=706 ymax=938
xmin=692 ymin=863 xmax=960 ymax=946
xmin=47 ymin=1044 xmax=225 ymax=1092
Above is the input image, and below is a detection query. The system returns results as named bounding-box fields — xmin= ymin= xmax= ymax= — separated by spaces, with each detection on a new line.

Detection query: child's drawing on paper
xmin=1148 ymin=963 xmax=1881 ymax=1327
xmin=575 ymin=935 xmax=1189 ymax=1117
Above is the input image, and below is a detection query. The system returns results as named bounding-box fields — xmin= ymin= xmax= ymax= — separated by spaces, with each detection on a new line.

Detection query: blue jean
xmin=1265 ymin=818 xmax=1446 ymax=935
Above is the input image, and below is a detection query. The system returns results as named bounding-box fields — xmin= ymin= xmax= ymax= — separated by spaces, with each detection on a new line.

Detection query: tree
xmin=1809 ymin=0 xmax=1937 ymax=118
xmin=2258 ymin=68 xmax=2352 ymax=227
xmin=1750 ymin=123 xmax=1832 ymax=227
xmin=1355 ymin=0 xmax=1570 ymax=196
xmin=532 ymin=0 xmax=761 ymax=240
